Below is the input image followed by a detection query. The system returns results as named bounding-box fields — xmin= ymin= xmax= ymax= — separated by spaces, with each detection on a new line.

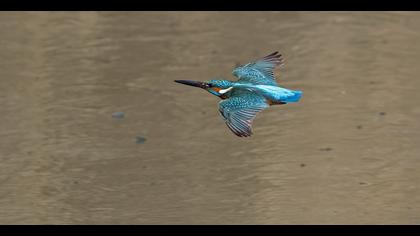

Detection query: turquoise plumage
xmin=175 ymin=51 xmax=302 ymax=137
xmin=233 ymin=51 xmax=282 ymax=86
xmin=218 ymin=91 xmax=269 ymax=137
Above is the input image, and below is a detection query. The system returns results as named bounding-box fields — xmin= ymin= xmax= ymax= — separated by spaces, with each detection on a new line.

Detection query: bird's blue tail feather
xmin=283 ymin=90 xmax=302 ymax=103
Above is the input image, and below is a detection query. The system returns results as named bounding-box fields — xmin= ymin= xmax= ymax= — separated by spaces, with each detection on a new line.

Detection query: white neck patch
xmin=219 ymin=87 xmax=233 ymax=94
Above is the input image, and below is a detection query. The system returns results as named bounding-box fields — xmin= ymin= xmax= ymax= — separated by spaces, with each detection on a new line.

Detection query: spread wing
xmin=218 ymin=89 xmax=269 ymax=137
xmin=233 ymin=51 xmax=284 ymax=86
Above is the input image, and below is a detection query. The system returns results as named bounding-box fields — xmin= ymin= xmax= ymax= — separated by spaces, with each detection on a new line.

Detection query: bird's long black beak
xmin=174 ymin=80 xmax=208 ymax=89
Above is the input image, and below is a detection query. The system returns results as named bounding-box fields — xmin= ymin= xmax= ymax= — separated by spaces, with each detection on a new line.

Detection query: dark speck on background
xmin=136 ymin=136 xmax=146 ymax=144
xmin=379 ymin=112 xmax=386 ymax=116
xmin=357 ymin=125 xmax=363 ymax=129
xmin=300 ymin=163 xmax=306 ymax=167
xmin=112 ymin=111 xmax=125 ymax=119
xmin=319 ymin=147 xmax=333 ymax=151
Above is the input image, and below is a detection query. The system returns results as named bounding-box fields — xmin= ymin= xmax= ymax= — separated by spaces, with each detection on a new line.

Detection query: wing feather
xmin=233 ymin=51 xmax=285 ymax=86
xmin=218 ymin=90 xmax=269 ymax=137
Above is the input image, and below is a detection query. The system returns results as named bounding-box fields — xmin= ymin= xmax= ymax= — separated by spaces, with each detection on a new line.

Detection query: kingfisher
xmin=175 ymin=51 xmax=302 ymax=137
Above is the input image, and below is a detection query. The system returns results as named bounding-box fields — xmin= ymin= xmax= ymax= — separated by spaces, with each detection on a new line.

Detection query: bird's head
xmin=174 ymin=79 xmax=233 ymax=98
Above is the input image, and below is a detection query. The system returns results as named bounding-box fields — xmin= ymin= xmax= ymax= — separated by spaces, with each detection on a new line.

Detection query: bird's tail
xmin=283 ymin=90 xmax=302 ymax=103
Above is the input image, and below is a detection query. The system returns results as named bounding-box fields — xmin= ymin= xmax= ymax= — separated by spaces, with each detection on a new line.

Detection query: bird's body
xmin=175 ymin=51 xmax=302 ymax=137
xmin=225 ymin=83 xmax=302 ymax=104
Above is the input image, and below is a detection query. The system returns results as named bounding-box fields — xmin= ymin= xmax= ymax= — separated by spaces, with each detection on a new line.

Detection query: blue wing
xmin=219 ymin=90 xmax=269 ymax=137
xmin=232 ymin=51 xmax=284 ymax=86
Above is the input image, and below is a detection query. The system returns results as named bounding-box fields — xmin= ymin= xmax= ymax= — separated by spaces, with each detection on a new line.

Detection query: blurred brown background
xmin=0 ymin=11 xmax=419 ymax=224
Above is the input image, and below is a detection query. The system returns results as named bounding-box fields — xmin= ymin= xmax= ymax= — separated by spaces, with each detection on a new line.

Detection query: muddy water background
xmin=0 ymin=11 xmax=420 ymax=224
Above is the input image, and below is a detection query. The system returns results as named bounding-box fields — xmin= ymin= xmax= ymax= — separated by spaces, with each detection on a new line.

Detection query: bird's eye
xmin=206 ymin=83 xmax=213 ymax=88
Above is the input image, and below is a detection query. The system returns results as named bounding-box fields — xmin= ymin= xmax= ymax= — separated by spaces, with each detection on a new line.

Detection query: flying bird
xmin=175 ymin=51 xmax=302 ymax=137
